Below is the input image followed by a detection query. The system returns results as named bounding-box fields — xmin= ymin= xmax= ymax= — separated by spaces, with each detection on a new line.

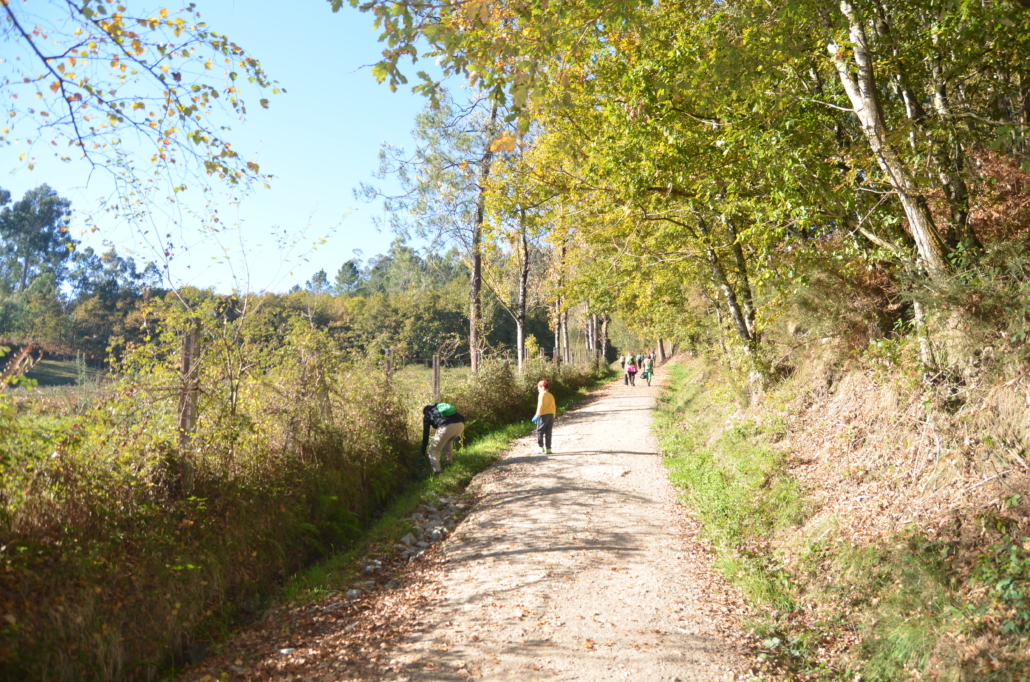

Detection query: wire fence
xmin=378 ymin=347 xmax=609 ymax=401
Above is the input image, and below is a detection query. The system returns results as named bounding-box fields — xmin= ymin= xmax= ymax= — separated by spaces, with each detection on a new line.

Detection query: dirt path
xmin=181 ymin=371 xmax=753 ymax=682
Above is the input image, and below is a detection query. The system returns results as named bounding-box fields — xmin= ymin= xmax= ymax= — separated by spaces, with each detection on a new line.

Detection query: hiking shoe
xmin=540 ymin=447 xmax=546 ymax=453
xmin=546 ymin=449 xmax=553 ymax=454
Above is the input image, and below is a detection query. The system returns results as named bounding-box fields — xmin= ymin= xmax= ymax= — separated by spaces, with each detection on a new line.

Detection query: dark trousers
xmin=536 ymin=413 xmax=554 ymax=449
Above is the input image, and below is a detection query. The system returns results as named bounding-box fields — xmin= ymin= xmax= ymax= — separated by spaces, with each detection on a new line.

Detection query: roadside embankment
xmin=656 ymin=353 xmax=1030 ymax=680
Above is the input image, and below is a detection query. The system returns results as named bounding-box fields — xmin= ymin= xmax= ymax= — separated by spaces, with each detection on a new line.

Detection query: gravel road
xmin=378 ymin=373 xmax=750 ymax=681
xmin=179 ymin=370 xmax=753 ymax=682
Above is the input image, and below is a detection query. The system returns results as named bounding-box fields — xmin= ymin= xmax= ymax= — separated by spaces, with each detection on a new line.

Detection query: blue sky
xmin=2 ymin=0 xmax=438 ymax=293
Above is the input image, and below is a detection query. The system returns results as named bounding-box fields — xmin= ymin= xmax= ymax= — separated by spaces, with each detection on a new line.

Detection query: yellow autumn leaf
xmin=490 ymin=133 xmax=516 ymax=153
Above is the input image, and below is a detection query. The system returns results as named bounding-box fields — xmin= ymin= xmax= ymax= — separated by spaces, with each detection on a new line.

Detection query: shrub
xmin=0 ymin=304 xmax=600 ymax=681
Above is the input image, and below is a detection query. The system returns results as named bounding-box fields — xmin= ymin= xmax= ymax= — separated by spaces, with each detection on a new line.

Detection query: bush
xmin=0 ymin=304 xmax=600 ymax=681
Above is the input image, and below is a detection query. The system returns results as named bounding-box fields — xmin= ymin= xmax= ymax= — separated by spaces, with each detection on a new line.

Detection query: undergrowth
xmin=656 ymin=358 xmax=1030 ymax=681
xmin=0 ymin=296 xmax=608 ymax=682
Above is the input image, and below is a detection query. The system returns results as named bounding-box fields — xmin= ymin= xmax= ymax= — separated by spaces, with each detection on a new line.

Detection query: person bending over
xmin=533 ymin=380 xmax=556 ymax=453
xmin=421 ymin=402 xmax=466 ymax=474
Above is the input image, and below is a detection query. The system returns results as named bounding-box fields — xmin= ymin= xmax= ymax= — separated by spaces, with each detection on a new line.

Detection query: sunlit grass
xmin=653 ymin=358 xmax=1019 ymax=680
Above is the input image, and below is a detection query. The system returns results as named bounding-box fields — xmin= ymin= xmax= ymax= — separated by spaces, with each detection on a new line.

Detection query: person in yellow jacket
xmin=533 ymin=379 xmax=556 ymax=453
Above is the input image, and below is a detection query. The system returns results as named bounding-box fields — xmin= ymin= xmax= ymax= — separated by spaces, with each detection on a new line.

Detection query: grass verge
xmin=281 ymin=383 xmax=600 ymax=604
xmin=655 ymin=358 xmax=1030 ymax=680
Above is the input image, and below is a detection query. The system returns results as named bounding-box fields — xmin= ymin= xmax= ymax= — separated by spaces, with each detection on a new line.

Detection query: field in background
xmin=24 ymin=360 xmax=79 ymax=386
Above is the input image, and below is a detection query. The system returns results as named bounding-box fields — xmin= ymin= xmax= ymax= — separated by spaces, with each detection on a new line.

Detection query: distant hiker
xmin=533 ymin=380 xmax=556 ymax=453
xmin=642 ymin=355 xmax=654 ymax=386
xmin=619 ymin=355 xmax=626 ymax=369
xmin=636 ymin=353 xmax=644 ymax=368
xmin=625 ymin=358 xmax=637 ymax=386
xmin=421 ymin=402 xmax=466 ymax=474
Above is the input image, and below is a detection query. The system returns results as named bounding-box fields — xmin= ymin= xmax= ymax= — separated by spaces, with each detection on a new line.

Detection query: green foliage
xmin=348 ymin=0 xmax=1030 ymax=376
xmin=972 ymin=534 xmax=1030 ymax=637
xmin=657 ymin=362 xmax=808 ymax=570
xmin=0 ymin=298 xmax=600 ymax=681
xmin=0 ymin=185 xmax=74 ymax=294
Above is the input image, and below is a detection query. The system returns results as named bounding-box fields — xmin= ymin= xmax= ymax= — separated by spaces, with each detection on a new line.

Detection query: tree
xmin=333 ymin=258 xmax=362 ymax=296
xmin=359 ymin=93 xmax=501 ymax=371
xmin=0 ymin=185 xmax=75 ymax=293
xmin=306 ymin=269 xmax=331 ymax=294
xmin=68 ymin=246 xmax=161 ymax=302
xmin=1 ymin=1 xmax=276 ymax=184
xmin=483 ymin=133 xmax=555 ymax=369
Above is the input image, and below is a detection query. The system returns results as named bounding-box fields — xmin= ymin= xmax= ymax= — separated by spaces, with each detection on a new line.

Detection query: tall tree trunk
xmin=515 ymin=315 xmax=525 ymax=372
xmin=712 ymin=299 xmax=728 ymax=355
xmin=18 ymin=251 xmax=30 ymax=292
xmin=1020 ymin=74 xmax=1030 ymax=155
xmin=827 ymin=0 xmax=951 ymax=275
xmin=561 ymin=310 xmax=570 ymax=364
xmin=929 ymin=52 xmax=980 ymax=250
xmin=657 ymin=338 xmax=666 ymax=362
xmin=469 ymin=247 xmax=482 ymax=372
xmin=515 ymin=209 xmax=530 ymax=372
xmin=553 ymin=302 xmax=561 ymax=365
xmin=470 ymin=104 xmax=499 ymax=373
xmin=709 ymin=250 xmax=752 ymax=348
xmin=601 ymin=314 xmax=610 ymax=361
xmin=725 ymin=219 xmax=756 ymax=335
xmin=697 ymin=216 xmax=754 ymax=348
xmin=552 ymin=241 xmax=568 ymax=365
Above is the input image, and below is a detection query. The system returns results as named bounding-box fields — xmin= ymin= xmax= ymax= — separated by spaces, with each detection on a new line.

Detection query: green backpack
xmin=436 ymin=402 xmax=457 ymax=417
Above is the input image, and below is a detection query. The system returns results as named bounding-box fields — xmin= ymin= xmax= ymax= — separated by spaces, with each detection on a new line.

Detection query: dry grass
xmin=660 ymin=337 xmax=1030 ymax=678
xmin=772 ymin=339 xmax=1029 ymax=550
xmin=0 ymin=320 xmax=601 ymax=682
